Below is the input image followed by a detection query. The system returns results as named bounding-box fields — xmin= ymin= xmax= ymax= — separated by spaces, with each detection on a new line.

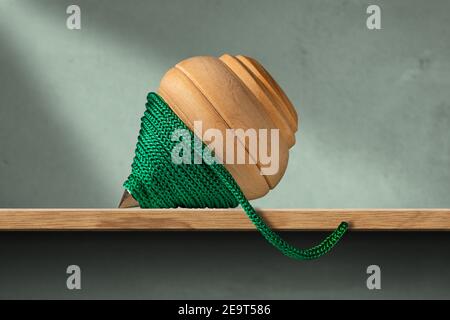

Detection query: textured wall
xmin=0 ymin=0 xmax=449 ymax=299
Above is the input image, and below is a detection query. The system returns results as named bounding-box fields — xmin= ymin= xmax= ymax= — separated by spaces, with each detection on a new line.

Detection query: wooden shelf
xmin=0 ymin=208 xmax=449 ymax=231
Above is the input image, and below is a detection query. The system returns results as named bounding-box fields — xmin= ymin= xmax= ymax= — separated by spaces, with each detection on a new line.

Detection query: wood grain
xmin=0 ymin=209 xmax=449 ymax=231
xmin=158 ymin=54 xmax=298 ymax=199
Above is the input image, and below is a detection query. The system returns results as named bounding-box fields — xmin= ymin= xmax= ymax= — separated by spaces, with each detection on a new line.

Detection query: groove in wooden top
xmin=0 ymin=209 xmax=449 ymax=231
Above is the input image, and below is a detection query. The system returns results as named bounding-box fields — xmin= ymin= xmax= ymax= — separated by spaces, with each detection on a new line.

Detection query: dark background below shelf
xmin=0 ymin=231 xmax=448 ymax=299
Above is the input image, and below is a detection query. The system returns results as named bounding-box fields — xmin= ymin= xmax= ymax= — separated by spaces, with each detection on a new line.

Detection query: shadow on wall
xmin=25 ymin=0 xmax=275 ymax=62
xmin=0 ymin=30 xmax=110 ymax=207
xmin=0 ymin=0 xmax=295 ymax=207
xmin=1 ymin=0 xmax=450 ymax=208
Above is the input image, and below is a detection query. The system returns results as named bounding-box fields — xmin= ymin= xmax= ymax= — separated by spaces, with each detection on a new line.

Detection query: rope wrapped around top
xmin=124 ymin=92 xmax=348 ymax=260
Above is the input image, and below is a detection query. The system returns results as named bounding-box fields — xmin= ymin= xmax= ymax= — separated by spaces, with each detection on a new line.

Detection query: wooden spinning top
xmin=119 ymin=54 xmax=298 ymax=208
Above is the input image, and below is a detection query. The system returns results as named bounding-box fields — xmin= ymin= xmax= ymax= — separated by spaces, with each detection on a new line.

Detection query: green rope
xmin=124 ymin=92 xmax=348 ymax=260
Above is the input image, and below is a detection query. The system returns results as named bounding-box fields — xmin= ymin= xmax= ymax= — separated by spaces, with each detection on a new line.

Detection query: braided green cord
xmin=124 ymin=92 xmax=348 ymax=260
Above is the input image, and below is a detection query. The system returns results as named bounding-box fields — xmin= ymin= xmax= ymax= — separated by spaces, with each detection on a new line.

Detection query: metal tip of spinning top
xmin=118 ymin=190 xmax=139 ymax=208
